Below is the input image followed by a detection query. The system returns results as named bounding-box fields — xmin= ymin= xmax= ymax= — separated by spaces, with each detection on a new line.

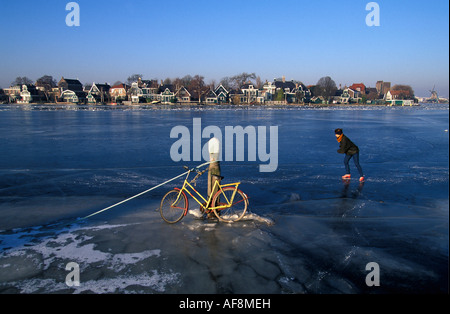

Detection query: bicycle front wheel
xmin=212 ymin=187 xmax=248 ymax=223
xmin=160 ymin=189 xmax=188 ymax=224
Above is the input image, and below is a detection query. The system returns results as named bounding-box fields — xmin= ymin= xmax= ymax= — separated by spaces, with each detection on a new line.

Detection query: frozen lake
xmin=0 ymin=103 xmax=448 ymax=294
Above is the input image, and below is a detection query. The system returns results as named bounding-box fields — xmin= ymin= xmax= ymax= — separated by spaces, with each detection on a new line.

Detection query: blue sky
xmin=0 ymin=0 xmax=448 ymax=97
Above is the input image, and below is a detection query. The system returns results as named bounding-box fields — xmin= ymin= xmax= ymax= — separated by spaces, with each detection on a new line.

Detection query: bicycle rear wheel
xmin=160 ymin=189 xmax=188 ymax=224
xmin=212 ymin=187 xmax=248 ymax=223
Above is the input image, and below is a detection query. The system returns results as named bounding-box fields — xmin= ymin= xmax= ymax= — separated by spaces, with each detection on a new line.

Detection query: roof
xmin=59 ymin=77 xmax=82 ymax=87
xmin=94 ymin=83 xmax=110 ymax=89
xmin=58 ymin=77 xmax=83 ymax=91
xmin=390 ymin=90 xmax=411 ymax=96
xmin=205 ymin=90 xmax=217 ymax=97
xmin=335 ymin=89 xmax=344 ymax=96
xmin=349 ymin=83 xmax=366 ymax=92
xmin=229 ymin=89 xmax=244 ymax=95
xmin=111 ymin=83 xmax=129 ymax=90
xmin=241 ymin=83 xmax=257 ymax=89
xmin=63 ymin=78 xmax=82 ymax=85
xmin=215 ymin=84 xmax=229 ymax=94
xmin=158 ymin=84 xmax=175 ymax=93
xmin=175 ymin=86 xmax=191 ymax=97
xmin=274 ymin=80 xmax=296 ymax=91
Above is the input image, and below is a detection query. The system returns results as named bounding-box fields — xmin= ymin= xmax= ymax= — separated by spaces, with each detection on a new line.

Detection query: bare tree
xmin=255 ymin=76 xmax=264 ymax=89
xmin=295 ymin=90 xmax=305 ymax=104
xmin=316 ymin=76 xmax=337 ymax=103
xmin=11 ymin=76 xmax=33 ymax=86
xmin=36 ymin=75 xmax=57 ymax=102
xmin=219 ymin=77 xmax=232 ymax=90
xmin=209 ymin=79 xmax=217 ymax=89
xmin=188 ymin=75 xmax=208 ymax=103
xmin=230 ymin=72 xmax=256 ymax=89
xmin=36 ymin=75 xmax=56 ymax=89
xmin=126 ymin=74 xmax=143 ymax=85
xmin=172 ymin=77 xmax=182 ymax=90
xmin=174 ymin=75 xmax=192 ymax=88
xmin=391 ymin=84 xmax=415 ymax=99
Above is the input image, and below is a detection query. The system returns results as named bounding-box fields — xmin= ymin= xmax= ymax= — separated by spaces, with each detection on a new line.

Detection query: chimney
xmin=282 ymin=76 xmax=286 ymax=83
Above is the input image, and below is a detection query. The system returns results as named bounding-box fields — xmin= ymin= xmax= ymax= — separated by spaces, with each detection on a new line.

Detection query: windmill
xmin=428 ymin=85 xmax=439 ymax=102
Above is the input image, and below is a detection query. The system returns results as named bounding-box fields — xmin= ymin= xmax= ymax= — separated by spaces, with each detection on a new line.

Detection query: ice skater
xmin=335 ymin=128 xmax=365 ymax=182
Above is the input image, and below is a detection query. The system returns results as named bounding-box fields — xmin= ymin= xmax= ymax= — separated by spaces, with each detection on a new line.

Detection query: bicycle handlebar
xmin=183 ymin=165 xmax=208 ymax=175
xmin=183 ymin=166 xmax=196 ymax=172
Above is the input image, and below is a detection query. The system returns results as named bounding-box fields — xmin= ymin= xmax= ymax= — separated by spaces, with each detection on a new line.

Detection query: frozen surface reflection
xmin=0 ymin=104 xmax=448 ymax=293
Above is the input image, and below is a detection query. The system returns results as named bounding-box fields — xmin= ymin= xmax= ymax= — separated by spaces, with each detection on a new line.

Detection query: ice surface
xmin=0 ymin=103 xmax=448 ymax=294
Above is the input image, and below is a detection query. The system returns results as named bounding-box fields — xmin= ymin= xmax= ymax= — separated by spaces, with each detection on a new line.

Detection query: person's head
xmin=334 ymin=128 xmax=343 ymax=138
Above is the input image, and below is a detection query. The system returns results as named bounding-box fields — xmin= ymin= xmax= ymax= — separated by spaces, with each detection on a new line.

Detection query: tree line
xmin=7 ymin=73 xmax=415 ymax=102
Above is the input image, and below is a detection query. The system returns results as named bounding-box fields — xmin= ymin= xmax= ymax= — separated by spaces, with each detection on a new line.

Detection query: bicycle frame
xmin=172 ymin=171 xmax=241 ymax=215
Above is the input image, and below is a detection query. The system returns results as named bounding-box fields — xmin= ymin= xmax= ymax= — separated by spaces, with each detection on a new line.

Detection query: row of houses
xmin=92 ymin=77 xmax=315 ymax=105
xmin=2 ymin=76 xmax=310 ymax=105
xmin=1 ymin=76 xmax=414 ymax=105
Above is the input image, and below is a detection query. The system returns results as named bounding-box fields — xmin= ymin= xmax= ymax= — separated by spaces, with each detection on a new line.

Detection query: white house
xmin=129 ymin=82 xmax=143 ymax=103
xmin=240 ymin=83 xmax=259 ymax=104
xmin=18 ymin=85 xmax=32 ymax=104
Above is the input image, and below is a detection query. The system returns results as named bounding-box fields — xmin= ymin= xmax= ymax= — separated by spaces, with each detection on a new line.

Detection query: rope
xmin=81 ymin=161 xmax=212 ymax=220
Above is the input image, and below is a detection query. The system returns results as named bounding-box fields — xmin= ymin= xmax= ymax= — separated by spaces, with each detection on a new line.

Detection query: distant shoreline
xmin=1 ymin=102 xmax=448 ymax=108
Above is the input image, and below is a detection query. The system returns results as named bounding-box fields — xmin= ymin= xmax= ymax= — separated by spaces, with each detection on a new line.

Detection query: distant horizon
xmin=2 ymin=73 xmax=444 ymax=99
xmin=1 ymin=0 xmax=448 ymax=98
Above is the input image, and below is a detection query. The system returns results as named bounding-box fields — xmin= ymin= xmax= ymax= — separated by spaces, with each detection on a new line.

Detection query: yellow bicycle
xmin=160 ymin=166 xmax=249 ymax=224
